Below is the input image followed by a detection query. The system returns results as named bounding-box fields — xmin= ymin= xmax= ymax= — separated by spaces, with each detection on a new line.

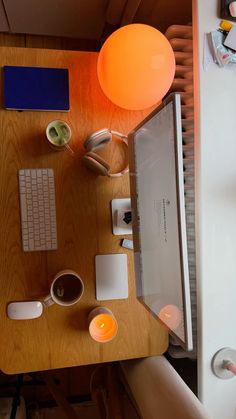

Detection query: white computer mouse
xmin=229 ymin=1 xmax=236 ymax=17
xmin=7 ymin=301 xmax=43 ymax=320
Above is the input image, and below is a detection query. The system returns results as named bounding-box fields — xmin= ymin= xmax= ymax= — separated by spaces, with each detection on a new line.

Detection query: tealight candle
xmin=88 ymin=307 xmax=118 ymax=343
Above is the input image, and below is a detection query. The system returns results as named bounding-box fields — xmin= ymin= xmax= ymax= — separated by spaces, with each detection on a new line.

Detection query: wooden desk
xmin=0 ymin=47 xmax=168 ymax=374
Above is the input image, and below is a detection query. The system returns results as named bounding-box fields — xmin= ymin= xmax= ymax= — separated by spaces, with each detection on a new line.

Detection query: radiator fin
xmin=165 ymin=25 xmax=197 ymax=359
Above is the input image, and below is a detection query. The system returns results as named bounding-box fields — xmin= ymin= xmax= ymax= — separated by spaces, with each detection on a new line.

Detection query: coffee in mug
xmin=44 ymin=270 xmax=84 ymax=307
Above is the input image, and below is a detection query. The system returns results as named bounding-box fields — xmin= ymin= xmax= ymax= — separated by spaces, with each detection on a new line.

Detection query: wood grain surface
xmin=0 ymin=47 xmax=168 ymax=374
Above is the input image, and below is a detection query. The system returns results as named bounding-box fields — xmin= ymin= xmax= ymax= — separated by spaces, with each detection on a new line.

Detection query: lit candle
xmin=88 ymin=307 xmax=118 ymax=343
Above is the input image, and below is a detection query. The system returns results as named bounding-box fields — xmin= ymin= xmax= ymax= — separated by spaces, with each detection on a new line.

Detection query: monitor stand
xmin=111 ymin=198 xmax=132 ymax=235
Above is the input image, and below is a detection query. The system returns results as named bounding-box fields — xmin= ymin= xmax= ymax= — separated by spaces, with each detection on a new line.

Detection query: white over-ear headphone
xmin=82 ymin=128 xmax=128 ymax=177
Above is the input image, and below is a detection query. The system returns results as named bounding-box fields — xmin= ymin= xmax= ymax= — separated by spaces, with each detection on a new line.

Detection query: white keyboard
xmin=18 ymin=168 xmax=58 ymax=252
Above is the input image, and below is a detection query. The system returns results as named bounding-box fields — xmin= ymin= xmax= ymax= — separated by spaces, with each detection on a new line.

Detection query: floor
xmin=0 ymin=362 xmax=139 ymax=418
xmin=0 ymin=364 xmax=96 ymax=407
xmin=0 ymin=32 xmax=99 ymax=51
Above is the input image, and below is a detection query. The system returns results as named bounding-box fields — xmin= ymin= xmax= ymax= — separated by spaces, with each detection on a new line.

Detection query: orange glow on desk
xmin=88 ymin=307 xmax=118 ymax=343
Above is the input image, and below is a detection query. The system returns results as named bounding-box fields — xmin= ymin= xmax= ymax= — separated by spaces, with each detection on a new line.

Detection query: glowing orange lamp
xmin=88 ymin=307 xmax=118 ymax=343
xmin=97 ymin=24 xmax=175 ymax=110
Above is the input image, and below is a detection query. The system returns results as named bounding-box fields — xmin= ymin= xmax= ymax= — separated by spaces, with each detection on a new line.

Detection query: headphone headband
xmin=83 ymin=128 xmax=128 ymax=177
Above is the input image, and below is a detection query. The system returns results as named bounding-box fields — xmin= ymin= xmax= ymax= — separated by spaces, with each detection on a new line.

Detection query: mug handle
xmin=43 ymin=295 xmax=54 ymax=307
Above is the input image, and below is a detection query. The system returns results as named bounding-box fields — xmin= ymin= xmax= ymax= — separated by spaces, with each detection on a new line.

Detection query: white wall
xmin=193 ymin=0 xmax=236 ymax=417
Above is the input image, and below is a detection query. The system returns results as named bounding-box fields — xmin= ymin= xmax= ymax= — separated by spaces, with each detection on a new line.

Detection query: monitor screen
xmin=128 ymin=93 xmax=193 ymax=351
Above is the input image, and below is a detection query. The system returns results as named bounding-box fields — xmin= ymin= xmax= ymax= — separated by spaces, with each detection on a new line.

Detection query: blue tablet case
xmin=3 ymin=66 xmax=70 ymax=111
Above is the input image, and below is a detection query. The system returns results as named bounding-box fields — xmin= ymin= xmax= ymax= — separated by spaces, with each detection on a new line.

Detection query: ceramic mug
xmin=43 ymin=269 xmax=84 ymax=307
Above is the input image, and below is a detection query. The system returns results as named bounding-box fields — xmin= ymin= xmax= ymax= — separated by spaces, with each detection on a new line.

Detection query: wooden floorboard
xmin=25 ymin=34 xmax=63 ymax=50
xmin=0 ymin=32 xmax=25 ymax=47
xmin=0 ymin=32 xmax=98 ymax=51
xmin=0 ymin=366 xmax=95 ymax=401
xmin=0 ymin=364 xmax=138 ymax=418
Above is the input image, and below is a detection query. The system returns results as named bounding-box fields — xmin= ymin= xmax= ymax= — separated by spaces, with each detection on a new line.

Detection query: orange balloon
xmin=97 ymin=24 xmax=175 ymax=110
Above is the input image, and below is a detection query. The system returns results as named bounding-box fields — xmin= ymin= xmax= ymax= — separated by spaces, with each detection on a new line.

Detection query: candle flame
xmin=100 ymin=323 xmax=105 ymax=329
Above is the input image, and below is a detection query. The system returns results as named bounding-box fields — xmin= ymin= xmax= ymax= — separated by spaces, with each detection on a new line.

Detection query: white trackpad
xmin=95 ymin=254 xmax=128 ymax=300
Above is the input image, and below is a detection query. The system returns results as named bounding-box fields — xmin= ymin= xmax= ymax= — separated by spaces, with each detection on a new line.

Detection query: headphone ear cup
xmin=82 ymin=152 xmax=110 ymax=176
xmin=84 ymin=129 xmax=112 ymax=152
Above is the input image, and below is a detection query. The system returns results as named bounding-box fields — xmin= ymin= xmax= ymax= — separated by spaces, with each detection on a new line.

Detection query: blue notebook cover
xmin=3 ymin=66 xmax=70 ymax=111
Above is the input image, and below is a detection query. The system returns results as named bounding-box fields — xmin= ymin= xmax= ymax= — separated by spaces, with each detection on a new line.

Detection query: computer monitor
xmin=128 ymin=92 xmax=193 ymax=351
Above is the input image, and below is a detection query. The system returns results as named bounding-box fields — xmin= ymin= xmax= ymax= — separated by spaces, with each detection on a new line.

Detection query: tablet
xmin=3 ymin=66 xmax=70 ymax=111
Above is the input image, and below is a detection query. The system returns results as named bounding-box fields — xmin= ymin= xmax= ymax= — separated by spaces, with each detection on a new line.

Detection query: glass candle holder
xmin=88 ymin=307 xmax=118 ymax=343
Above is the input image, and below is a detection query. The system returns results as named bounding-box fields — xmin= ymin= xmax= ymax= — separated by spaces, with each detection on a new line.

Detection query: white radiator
xmin=165 ymin=25 xmax=197 ymax=358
